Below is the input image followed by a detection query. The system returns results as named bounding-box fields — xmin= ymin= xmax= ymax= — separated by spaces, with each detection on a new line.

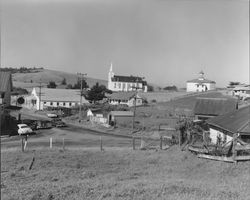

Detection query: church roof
xmin=187 ymin=78 xmax=215 ymax=84
xmin=111 ymin=75 xmax=147 ymax=85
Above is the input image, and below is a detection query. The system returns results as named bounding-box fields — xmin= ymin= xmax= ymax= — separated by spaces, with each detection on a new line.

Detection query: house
xmin=186 ymin=71 xmax=216 ymax=92
xmin=207 ymin=105 xmax=250 ymax=145
xmin=232 ymin=85 xmax=250 ymax=100
xmin=108 ymin=92 xmax=143 ymax=107
xmin=108 ymin=111 xmax=134 ymax=126
xmin=108 ymin=63 xmax=148 ymax=92
xmin=0 ymin=71 xmax=12 ymax=107
xmin=24 ymin=87 xmax=88 ymax=110
xmin=193 ymin=97 xmax=238 ymax=120
xmin=87 ymin=108 xmax=107 ymax=124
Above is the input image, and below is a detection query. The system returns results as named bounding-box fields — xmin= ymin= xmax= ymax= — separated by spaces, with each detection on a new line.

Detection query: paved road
xmin=1 ymin=124 xmax=145 ymax=150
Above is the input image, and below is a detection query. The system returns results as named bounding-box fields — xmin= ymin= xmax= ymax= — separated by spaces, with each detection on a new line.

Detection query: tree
xmin=84 ymin=82 xmax=111 ymax=104
xmin=47 ymin=81 xmax=57 ymax=88
xmin=163 ymin=85 xmax=178 ymax=91
xmin=61 ymin=77 xmax=67 ymax=85
xmin=72 ymin=78 xmax=88 ymax=89
xmin=147 ymin=85 xmax=154 ymax=92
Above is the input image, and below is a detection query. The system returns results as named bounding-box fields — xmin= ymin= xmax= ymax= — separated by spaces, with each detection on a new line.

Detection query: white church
xmin=108 ymin=63 xmax=148 ymax=92
xmin=186 ymin=71 xmax=216 ymax=92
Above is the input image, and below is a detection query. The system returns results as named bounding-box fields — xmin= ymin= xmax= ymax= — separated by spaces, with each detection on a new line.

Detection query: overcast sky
xmin=1 ymin=0 xmax=249 ymax=87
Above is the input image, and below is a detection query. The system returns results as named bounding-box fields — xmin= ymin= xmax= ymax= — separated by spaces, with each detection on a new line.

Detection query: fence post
xmin=100 ymin=136 xmax=103 ymax=151
xmin=132 ymin=137 xmax=135 ymax=150
xmin=160 ymin=136 xmax=163 ymax=150
xmin=50 ymin=137 xmax=53 ymax=149
xmin=179 ymin=131 xmax=182 ymax=148
xmin=232 ymin=133 xmax=237 ymax=164
xmin=62 ymin=138 xmax=65 ymax=151
xmin=21 ymin=137 xmax=24 ymax=152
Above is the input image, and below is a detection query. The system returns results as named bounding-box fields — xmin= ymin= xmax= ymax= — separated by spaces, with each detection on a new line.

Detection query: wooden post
xmin=21 ymin=137 xmax=24 ymax=152
xmin=100 ymin=136 xmax=103 ymax=151
xmin=50 ymin=137 xmax=53 ymax=149
xmin=132 ymin=137 xmax=135 ymax=150
xmin=232 ymin=133 xmax=237 ymax=163
xmin=179 ymin=131 xmax=182 ymax=147
xmin=160 ymin=136 xmax=163 ymax=150
xmin=62 ymin=138 xmax=65 ymax=151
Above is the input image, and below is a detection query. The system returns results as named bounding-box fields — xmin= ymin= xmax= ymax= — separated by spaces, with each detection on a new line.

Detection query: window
xmin=114 ymin=83 xmax=116 ymax=88
xmin=118 ymin=83 xmax=121 ymax=88
xmin=43 ymin=102 xmax=46 ymax=104
xmin=50 ymin=102 xmax=53 ymax=106
xmin=57 ymin=102 xmax=59 ymax=106
xmin=69 ymin=102 xmax=72 ymax=106
xmin=63 ymin=102 xmax=66 ymax=106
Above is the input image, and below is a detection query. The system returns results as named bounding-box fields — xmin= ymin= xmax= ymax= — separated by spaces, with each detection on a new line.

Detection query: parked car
xmin=51 ymin=118 xmax=67 ymax=128
xmin=47 ymin=113 xmax=58 ymax=118
xmin=17 ymin=124 xmax=33 ymax=135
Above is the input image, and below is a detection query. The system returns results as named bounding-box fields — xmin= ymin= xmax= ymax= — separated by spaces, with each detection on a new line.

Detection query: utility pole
xmin=77 ymin=73 xmax=87 ymax=121
xmin=132 ymin=76 xmax=144 ymax=131
xmin=38 ymin=81 xmax=42 ymax=110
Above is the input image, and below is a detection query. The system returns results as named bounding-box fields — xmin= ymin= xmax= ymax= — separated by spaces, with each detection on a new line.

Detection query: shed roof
xmin=0 ymin=71 xmax=12 ymax=92
xmin=207 ymin=105 xmax=250 ymax=135
xmin=109 ymin=92 xmax=139 ymax=101
xmin=194 ymin=97 xmax=237 ymax=116
xmin=33 ymin=87 xmax=88 ymax=103
xmin=109 ymin=111 xmax=134 ymax=117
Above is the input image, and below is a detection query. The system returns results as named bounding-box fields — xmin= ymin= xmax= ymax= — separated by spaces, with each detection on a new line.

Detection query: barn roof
xmin=109 ymin=111 xmax=134 ymax=117
xmin=32 ymin=87 xmax=88 ymax=103
xmin=207 ymin=105 xmax=250 ymax=135
xmin=0 ymin=71 xmax=12 ymax=92
xmin=194 ymin=97 xmax=238 ymax=116
xmin=109 ymin=92 xmax=138 ymax=101
xmin=111 ymin=75 xmax=147 ymax=85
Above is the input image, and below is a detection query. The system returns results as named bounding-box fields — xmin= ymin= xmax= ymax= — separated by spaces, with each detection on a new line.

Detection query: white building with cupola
xmin=108 ymin=63 xmax=148 ymax=92
xmin=186 ymin=71 xmax=216 ymax=92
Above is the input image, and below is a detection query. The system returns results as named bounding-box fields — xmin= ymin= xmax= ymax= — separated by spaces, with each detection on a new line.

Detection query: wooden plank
xmin=188 ymin=146 xmax=209 ymax=154
xmin=197 ymin=154 xmax=234 ymax=163
xmin=235 ymin=145 xmax=250 ymax=151
xmin=235 ymin=155 xmax=250 ymax=161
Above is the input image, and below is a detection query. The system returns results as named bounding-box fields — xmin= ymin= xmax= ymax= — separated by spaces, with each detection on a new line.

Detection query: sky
xmin=1 ymin=0 xmax=249 ymax=87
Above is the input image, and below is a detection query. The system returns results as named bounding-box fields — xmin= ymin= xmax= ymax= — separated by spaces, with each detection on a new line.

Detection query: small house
xmin=108 ymin=92 xmax=143 ymax=107
xmin=108 ymin=111 xmax=134 ymax=126
xmin=207 ymin=105 xmax=250 ymax=145
xmin=193 ymin=97 xmax=238 ymax=120
xmin=232 ymin=85 xmax=250 ymax=100
xmin=87 ymin=108 xmax=107 ymax=124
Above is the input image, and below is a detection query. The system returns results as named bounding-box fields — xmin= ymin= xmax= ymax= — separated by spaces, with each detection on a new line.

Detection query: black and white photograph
xmin=0 ymin=0 xmax=249 ymax=199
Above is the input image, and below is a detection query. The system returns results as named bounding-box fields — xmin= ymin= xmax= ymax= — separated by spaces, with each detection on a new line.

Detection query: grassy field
xmin=1 ymin=147 xmax=250 ymax=200
xmin=12 ymin=68 xmax=108 ymax=89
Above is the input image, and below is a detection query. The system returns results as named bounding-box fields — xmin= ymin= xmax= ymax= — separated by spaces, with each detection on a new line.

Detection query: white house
xmin=24 ymin=87 xmax=88 ymax=110
xmin=207 ymin=105 xmax=250 ymax=145
xmin=232 ymin=85 xmax=250 ymax=100
xmin=108 ymin=92 xmax=143 ymax=107
xmin=108 ymin=63 xmax=148 ymax=92
xmin=186 ymin=71 xmax=216 ymax=92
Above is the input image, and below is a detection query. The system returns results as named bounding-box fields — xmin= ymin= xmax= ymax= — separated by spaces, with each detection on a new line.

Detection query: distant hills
xmin=11 ymin=68 xmax=108 ymax=90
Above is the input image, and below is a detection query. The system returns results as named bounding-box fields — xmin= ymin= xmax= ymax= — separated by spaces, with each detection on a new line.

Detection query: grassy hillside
xmin=12 ymin=68 xmax=108 ymax=89
xmin=1 ymin=148 xmax=250 ymax=200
